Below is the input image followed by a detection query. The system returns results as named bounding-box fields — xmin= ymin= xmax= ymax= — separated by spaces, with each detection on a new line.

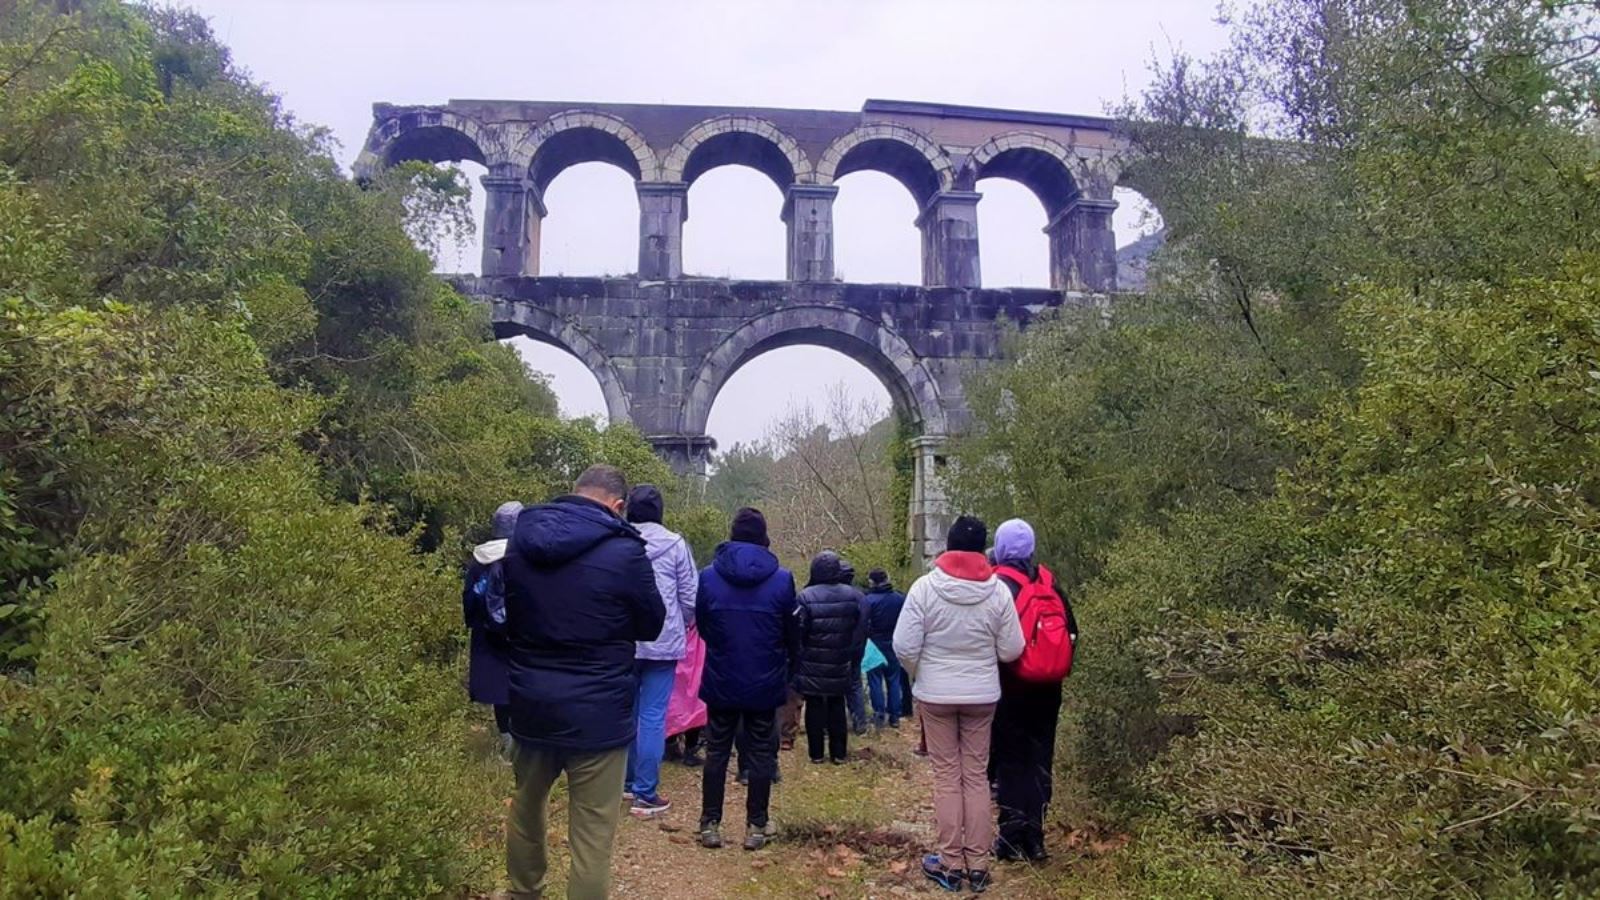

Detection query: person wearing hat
xmin=623 ymin=485 xmax=699 ymax=818
xmin=462 ymin=500 xmax=524 ymax=756
xmin=989 ymin=518 xmax=1078 ymax=863
xmin=863 ymin=568 xmax=907 ymax=728
xmin=694 ymin=507 xmax=797 ymax=851
xmin=893 ymin=516 xmax=1025 ymax=894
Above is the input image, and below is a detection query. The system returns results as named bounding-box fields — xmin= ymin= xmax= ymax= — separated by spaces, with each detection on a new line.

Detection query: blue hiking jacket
xmin=502 ymin=495 xmax=666 ymax=752
xmin=696 ymin=541 xmax=797 ymax=711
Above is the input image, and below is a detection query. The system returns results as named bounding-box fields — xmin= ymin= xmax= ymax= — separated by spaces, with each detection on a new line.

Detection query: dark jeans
xmin=845 ymin=675 xmax=867 ymax=732
xmin=992 ymin=681 xmax=1063 ymax=853
xmin=702 ymin=706 xmax=778 ymax=828
xmin=867 ymin=640 xmax=903 ymax=725
xmin=493 ymin=703 xmax=511 ymax=734
xmin=803 ymin=693 xmax=849 ymax=762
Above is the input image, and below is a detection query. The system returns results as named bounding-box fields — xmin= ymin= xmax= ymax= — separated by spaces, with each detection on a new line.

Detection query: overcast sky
xmin=182 ymin=0 xmax=1226 ymax=450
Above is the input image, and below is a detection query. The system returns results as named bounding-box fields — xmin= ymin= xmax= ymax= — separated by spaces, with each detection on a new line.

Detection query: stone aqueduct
xmin=356 ymin=98 xmax=1143 ymax=558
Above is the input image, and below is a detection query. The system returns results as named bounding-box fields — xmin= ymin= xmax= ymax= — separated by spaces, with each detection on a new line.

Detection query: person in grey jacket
xmin=625 ymin=485 xmax=698 ymax=817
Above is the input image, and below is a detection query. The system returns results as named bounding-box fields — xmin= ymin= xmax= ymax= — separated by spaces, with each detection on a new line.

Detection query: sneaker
xmin=683 ymin=749 xmax=704 ymax=767
xmin=629 ymin=794 xmax=671 ymax=817
xmin=622 ymin=791 xmax=636 ymax=801
xmin=743 ymin=822 xmax=776 ymax=851
xmin=968 ymin=869 xmax=993 ymax=893
xmin=737 ymin=770 xmax=749 ymax=785
xmin=699 ymin=821 xmax=723 ymax=849
xmin=922 ymin=855 xmax=964 ymax=892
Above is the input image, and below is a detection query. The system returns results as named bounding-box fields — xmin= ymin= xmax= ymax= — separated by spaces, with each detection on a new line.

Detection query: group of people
xmin=462 ymin=465 xmax=1077 ymax=898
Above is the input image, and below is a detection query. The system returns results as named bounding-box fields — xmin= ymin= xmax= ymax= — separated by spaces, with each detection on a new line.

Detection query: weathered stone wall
xmin=450 ymin=275 xmax=1088 ymax=559
xmin=362 ymin=98 xmax=1138 ymax=293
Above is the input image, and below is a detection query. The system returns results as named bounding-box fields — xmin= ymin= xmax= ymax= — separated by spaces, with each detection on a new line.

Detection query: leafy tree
xmin=952 ymin=0 xmax=1600 ymax=894
xmin=0 ymin=1 xmax=715 ymax=893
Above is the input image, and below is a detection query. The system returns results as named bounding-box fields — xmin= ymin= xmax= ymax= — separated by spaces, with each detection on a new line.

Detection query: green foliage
xmin=0 ymin=454 xmax=494 ymax=896
xmin=953 ymin=0 xmax=1600 ymax=894
xmin=0 ymin=1 xmax=698 ymax=893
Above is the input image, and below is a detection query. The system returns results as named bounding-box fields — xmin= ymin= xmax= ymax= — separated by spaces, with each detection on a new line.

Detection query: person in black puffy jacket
xmin=500 ymin=465 xmax=666 ymax=898
xmin=791 ymin=551 xmax=870 ymax=764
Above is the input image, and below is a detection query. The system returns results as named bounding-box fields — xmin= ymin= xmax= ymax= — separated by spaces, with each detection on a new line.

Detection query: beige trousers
xmin=919 ymin=701 xmax=997 ymax=873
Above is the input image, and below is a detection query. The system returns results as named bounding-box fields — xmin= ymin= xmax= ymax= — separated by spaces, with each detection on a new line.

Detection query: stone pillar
xmin=783 ymin=184 xmax=838 ymax=282
xmin=916 ymin=191 xmax=982 ymax=288
xmin=1046 ymin=197 xmax=1118 ymax=292
xmin=647 ymin=433 xmax=717 ymax=481
xmin=637 ymin=182 xmax=688 ymax=280
xmin=480 ymin=173 xmax=544 ymax=277
xmin=908 ymin=434 xmax=951 ymax=563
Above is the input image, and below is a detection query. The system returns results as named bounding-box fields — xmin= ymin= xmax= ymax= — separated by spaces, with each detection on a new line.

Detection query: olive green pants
xmin=507 ymin=741 xmax=628 ymax=899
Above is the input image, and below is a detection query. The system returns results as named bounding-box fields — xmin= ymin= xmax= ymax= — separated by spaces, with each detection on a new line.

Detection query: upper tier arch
xmin=511 ymin=110 xmax=662 ymax=191
xmin=960 ymin=131 xmax=1090 ymax=216
xmin=661 ymin=116 xmax=813 ymax=191
xmin=354 ymin=108 xmax=505 ymax=180
xmin=816 ymin=124 xmax=954 ymax=206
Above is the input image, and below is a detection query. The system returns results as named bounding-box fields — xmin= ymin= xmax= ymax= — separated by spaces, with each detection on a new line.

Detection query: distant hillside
xmin=1116 ymin=228 xmax=1166 ymax=293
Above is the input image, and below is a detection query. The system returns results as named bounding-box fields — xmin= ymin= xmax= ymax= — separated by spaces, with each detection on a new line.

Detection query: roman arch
xmin=359 ymin=98 xmax=1146 ymax=558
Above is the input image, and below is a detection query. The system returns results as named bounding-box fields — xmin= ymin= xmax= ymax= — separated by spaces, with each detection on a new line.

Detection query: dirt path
xmin=502 ymin=723 xmax=1124 ymax=899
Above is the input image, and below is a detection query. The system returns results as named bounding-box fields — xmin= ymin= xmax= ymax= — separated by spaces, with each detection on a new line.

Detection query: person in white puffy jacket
xmin=893 ymin=516 xmax=1024 ymax=894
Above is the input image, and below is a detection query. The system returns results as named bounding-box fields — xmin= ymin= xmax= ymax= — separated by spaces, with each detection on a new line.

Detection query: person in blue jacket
xmin=864 ymin=568 xmax=907 ymax=728
xmin=501 ymin=465 xmax=666 ymax=900
xmin=695 ymin=507 xmax=797 ymax=852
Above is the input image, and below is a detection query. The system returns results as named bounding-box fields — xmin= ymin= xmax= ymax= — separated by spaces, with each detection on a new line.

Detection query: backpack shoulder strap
xmin=993 ymin=565 xmax=1030 ymax=587
xmin=1035 ymin=564 xmax=1056 ymax=591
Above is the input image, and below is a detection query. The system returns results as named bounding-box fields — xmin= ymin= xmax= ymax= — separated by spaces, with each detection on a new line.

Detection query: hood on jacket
xmin=713 ymin=540 xmax=781 ymax=586
xmin=636 ymin=520 xmax=683 ymax=561
xmin=807 ymin=551 xmax=846 ymax=587
xmin=514 ymin=495 xmax=640 ymax=567
xmin=473 ymin=538 xmax=509 ymax=565
xmin=923 ymin=551 xmax=998 ymax=606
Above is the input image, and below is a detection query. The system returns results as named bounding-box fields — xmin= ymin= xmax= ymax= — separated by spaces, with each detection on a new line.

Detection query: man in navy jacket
xmin=502 ymin=465 xmax=665 ymax=899
xmin=695 ymin=507 xmax=796 ymax=851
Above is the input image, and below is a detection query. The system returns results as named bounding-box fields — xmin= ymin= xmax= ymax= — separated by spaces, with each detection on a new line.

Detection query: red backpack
xmin=995 ymin=564 xmax=1074 ymax=683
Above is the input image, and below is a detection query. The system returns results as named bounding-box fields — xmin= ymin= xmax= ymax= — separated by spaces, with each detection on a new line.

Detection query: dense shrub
xmin=952 ymin=1 xmax=1600 ymax=894
xmin=0 ymin=2 xmax=712 ymax=893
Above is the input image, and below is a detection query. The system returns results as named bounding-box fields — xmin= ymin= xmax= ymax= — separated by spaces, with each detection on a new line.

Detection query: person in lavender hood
xmin=624 ymin=485 xmax=698 ymax=817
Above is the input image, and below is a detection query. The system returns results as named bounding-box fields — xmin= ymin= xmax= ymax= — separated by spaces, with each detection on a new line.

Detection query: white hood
xmin=924 ymin=566 xmax=1000 ymax=606
xmin=473 ymin=539 xmax=508 ymax=565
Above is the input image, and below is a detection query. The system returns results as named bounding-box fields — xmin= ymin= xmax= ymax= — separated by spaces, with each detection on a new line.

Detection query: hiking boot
xmin=629 ymin=794 xmax=671 ymax=817
xmin=1023 ymin=838 xmax=1050 ymax=862
xmin=922 ymin=855 xmax=964 ymax=892
xmin=994 ymin=838 xmax=1025 ymax=863
xmin=698 ymin=821 xmax=723 ymax=849
xmin=967 ymin=869 xmax=993 ymax=893
xmin=743 ymin=821 xmax=777 ymax=851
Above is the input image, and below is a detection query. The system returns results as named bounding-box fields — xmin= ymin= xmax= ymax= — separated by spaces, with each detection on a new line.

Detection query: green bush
xmin=0 ymin=454 xmax=496 ymax=896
